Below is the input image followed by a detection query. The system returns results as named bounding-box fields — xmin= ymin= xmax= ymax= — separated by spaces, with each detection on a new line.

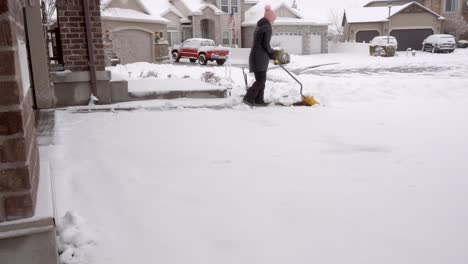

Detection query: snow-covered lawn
xmin=50 ymin=50 xmax=468 ymax=264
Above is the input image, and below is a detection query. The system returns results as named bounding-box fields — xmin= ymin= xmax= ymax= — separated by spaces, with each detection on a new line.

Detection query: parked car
xmin=422 ymin=34 xmax=456 ymax=53
xmin=370 ymin=36 xmax=398 ymax=49
xmin=171 ymin=38 xmax=230 ymax=66
xmin=369 ymin=36 xmax=398 ymax=57
xmin=457 ymin=40 xmax=468 ymax=49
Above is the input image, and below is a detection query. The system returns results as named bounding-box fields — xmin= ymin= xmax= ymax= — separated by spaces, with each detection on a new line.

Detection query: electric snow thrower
xmin=273 ymin=49 xmax=319 ymax=106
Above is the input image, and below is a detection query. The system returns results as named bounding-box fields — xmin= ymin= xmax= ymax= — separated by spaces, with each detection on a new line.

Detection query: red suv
xmin=171 ymin=38 xmax=230 ymax=65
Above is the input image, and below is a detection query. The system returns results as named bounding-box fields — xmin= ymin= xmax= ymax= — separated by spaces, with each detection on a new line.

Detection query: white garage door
xmin=112 ymin=29 xmax=153 ymax=64
xmin=309 ymin=33 xmax=322 ymax=54
xmin=271 ymin=33 xmax=303 ymax=55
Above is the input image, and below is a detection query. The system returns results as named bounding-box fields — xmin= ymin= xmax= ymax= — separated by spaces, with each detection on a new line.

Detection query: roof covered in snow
xmin=138 ymin=0 xmax=190 ymax=23
xmin=137 ymin=0 xmax=222 ymax=17
xmin=183 ymin=0 xmax=205 ymax=11
xmin=101 ymin=7 xmax=169 ymax=24
xmin=344 ymin=1 xmax=444 ymax=24
xmin=242 ymin=0 xmax=329 ymax=27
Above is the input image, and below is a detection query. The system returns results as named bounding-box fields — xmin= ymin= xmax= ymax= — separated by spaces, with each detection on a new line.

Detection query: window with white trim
xmin=445 ymin=0 xmax=459 ymax=12
xmin=222 ymin=31 xmax=230 ymax=45
xmin=167 ymin=30 xmax=180 ymax=46
xmin=220 ymin=0 xmax=238 ymax=13
xmin=231 ymin=0 xmax=238 ymax=13
xmin=221 ymin=30 xmax=239 ymax=46
xmin=221 ymin=0 xmax=229 ymax=12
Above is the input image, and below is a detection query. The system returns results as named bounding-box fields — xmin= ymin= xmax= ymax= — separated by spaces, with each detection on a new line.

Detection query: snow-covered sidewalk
xmin=48 ymin=49 xmax=468 ymax=264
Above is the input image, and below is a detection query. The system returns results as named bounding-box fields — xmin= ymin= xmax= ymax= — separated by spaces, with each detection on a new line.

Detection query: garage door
xmin=309 ymin=33 xmax=322 ymax=54
xmin=112 ymin=29 xmax=153 ymax=64
xmin=391 ymin=29 xmax=434 ymax=51
xmin=271 ymin=33 xmax=303 ymax=55
xmin=356 ymin=30 xmax=380 ymax=43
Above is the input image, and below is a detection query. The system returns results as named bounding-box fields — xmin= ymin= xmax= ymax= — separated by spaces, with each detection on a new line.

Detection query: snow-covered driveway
xmin=49 ymin=50 xmax=468 ymax=264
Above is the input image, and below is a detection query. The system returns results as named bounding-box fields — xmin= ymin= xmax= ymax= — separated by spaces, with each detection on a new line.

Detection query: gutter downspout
xmin=83 ymin=0 xmax=97 ymax=97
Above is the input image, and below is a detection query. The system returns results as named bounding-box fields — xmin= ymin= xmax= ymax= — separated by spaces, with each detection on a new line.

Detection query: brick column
xmin=56 ymin=0 xmax=105 ymax=72
xmin=0 ymin=0 xmax=40 ymax=222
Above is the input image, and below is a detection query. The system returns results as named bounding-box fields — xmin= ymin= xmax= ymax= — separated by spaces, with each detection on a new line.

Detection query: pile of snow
xmin=57 ymin=212 xmax=97 ymax=264
xmin=107 ymin=49 xmax=468 ymax=107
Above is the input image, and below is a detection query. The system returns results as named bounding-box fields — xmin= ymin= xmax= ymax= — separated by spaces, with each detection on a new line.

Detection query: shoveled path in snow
xmin=50 ymin=98 xmax=468 ymax=264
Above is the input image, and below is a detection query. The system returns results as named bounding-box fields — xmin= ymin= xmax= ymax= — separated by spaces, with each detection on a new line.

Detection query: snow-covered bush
xmin=201 ymin=71 xmax=221 ymax=85
xmin=370 ymin=45 xmax=396 ymax=57
xmin=57 ymin=212 xmax=97 ymax=264
xmin=369 ymin=36 xmax=397 ymax=57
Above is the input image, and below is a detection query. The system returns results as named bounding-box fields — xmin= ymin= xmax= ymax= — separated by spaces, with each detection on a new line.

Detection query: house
xmin=366 ymin=0 xmax=468 ymax=39
xmin=242 ymin=0 xmax=329 ymax=54
xmin=343 ymin=1 xmax=446 ymax=50
xmin=101 ymin=0 xmax=170 ymax=64
xmin=100 ymin=0 xmax=329 ymax=64
xmin=423 ymin=0 xmax=468 ymax=39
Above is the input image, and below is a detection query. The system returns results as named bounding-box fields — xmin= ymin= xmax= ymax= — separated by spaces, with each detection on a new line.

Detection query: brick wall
xmin=56 ymin=0 xmax=105 ymax=72
xmin=0 ymin=0 xmax=40 ymax=222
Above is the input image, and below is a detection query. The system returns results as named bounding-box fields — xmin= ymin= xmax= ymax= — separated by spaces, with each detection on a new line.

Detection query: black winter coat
xmin=249 ymin=17 xmax=274 ymax=73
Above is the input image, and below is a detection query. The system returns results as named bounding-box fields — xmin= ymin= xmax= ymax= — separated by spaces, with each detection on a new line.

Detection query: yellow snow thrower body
xmin=273 ymin=49 xmax=319 ymax=107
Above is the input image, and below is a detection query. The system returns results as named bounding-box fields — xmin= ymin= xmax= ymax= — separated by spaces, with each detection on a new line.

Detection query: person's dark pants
xmin=244 ymin=71 xmax=267 ymax=104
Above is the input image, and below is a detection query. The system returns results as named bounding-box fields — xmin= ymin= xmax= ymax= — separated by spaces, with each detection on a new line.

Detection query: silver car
xmin=422 ymin=34 xmax=456 ymax=53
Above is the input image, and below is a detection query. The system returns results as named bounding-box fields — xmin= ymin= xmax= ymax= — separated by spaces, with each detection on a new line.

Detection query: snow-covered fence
xmin=328 ymin=41 xmax=369 ymax=54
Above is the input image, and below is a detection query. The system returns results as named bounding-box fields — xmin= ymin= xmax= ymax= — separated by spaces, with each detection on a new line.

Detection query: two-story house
xmin=343 ymin=0 xmax=467 ymax=51
xmin=100 ymin=0 xmax=329 ymax=64
xmin=366 ymin=0 xmax=468 ymax=38
xmin=424 ymin=0 xmax=468 ymax=39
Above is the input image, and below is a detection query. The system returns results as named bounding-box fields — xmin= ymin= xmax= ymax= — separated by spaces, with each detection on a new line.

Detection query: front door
xmin=200 ymin=19 xmax=215 ymax=40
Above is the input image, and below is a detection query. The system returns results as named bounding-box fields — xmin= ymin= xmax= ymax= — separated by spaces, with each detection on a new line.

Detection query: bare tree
xmin=328 ymin=9 xmax=344 ymax=42
xmin=444 ymin=13 xmax=468 ymax=40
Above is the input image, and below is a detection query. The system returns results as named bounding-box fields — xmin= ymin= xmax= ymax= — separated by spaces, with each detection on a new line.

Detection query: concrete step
xmin=126 ymin=78 xmax=228 ymax=101
xmin=110 ymin=78 xmax=229 ymax=104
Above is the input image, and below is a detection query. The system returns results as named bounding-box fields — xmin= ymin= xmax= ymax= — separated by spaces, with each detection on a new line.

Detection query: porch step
xmin=126 ymin=78 xmax=228 ymax=101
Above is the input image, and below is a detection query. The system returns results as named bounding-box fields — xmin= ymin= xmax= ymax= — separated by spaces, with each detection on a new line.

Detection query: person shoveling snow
xmin=242 ymin=4 xmax=318 ymax=107
xmin=243 ymin=4 xmax=277 ymax=106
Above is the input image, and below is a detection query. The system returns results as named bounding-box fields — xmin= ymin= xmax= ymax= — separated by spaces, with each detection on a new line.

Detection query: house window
xmin=221 ymin=30 xmax=239 ymax=46
xmin=222 ymin=31 xmax=230 ymax=45
xmin=167 ymin=31 xmax=180 ymax=46
xmin=220 ymin=0 xmax=238 ymax=13
xmin=445 ymin=0 xmax=458 ymax=12
xmin=231 ymin=0 xmax=238 ymax=13
xmin=221 ymin=0 xmax=229 ymax=12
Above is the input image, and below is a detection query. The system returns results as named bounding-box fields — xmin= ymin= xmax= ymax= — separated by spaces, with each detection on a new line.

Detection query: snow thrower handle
xmin=279 ymin=64 xmax=304 ymax=97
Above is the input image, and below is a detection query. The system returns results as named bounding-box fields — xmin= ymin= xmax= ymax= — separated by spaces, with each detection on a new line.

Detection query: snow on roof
xmin=183 ymin=0 xmax=204 ymax=11
xmin=144 ymin=0 xmax=222 ymax=15
xmin=242 ymin=0 xmax=329 ymax=27
xmin=345 ymin=1 xmax=444 ymax=24
xmin=190 ymin=3 xmax=224 ymax=15
xmin=140 ymin=0 xmax=190 ymax=22
xmin=101 ymin=7 xmax=169 ymax=24
xmin=100 ymin=0 xmax=112 ymax=8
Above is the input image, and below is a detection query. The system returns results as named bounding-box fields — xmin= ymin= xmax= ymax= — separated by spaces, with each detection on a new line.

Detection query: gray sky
xmin=284 ymin=0 xmax=370 ymax=23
